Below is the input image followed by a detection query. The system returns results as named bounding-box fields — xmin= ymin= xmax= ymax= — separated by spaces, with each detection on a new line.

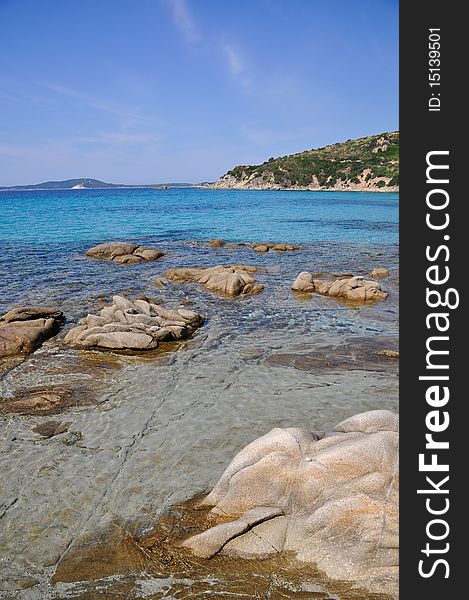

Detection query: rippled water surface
xmin=0 ymin=187 xmax=398 ymax=243
xmin=0 ymin=188 xmax=398 ymax=312
xmin=0 ymin=188 xmax=399 ymax=599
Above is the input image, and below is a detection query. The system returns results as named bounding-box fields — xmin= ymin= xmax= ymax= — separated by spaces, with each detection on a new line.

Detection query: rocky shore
xmin=210 ymin=174 xmax=399 ymax=193
xmin=0 ymin=238 xmax=398 ymax=599
xmin=208 ymin=132 xmax=399 ymax=193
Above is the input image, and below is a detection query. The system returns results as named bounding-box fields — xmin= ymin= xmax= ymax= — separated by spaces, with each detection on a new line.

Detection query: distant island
xmin=210 ymin=132 xmax=399 ymax=192
xmin=0 ymin=178 xmax=194 ymax=191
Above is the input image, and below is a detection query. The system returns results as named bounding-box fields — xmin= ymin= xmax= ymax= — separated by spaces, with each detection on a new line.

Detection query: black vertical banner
xmin=400 ymin=2 xmax=465 ymax=598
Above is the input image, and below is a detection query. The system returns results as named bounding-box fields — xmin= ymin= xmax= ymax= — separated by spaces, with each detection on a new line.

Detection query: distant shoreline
xmin=0 ymin=185 xmax=399 ymax=193
xmin=202 ymin=185 xmax=399 ymax=193
xmin=0 ymin=185 xmax=196 ymax=192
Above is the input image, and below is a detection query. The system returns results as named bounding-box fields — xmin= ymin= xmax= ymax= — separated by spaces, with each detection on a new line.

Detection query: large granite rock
xmin=181 ymin=410 xmax=399 ymax=597
xmin=86 ymin=242 xmax=164 ymax=263
xmin=0 ymin=306 xmax=64 ymax=358
xmin=165 ymin=265 xmax=264 ymax=296
xmin=291 ymin=273 xmax=388 ymax=302
xmin=64 ymin=295 xmax=204 ymax=350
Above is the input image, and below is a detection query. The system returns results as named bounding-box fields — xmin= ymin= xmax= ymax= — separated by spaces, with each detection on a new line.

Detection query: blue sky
xmin=0 ymin=0 xmax=398 ymax=186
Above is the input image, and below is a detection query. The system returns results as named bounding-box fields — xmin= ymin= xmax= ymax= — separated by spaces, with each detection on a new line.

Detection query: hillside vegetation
xmin=213 ymin=132 xmax=399 ymax=191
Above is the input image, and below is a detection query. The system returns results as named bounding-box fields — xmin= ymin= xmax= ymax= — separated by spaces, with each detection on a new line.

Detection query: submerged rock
xmin=0 ymin=389 xmax=68 ymax=415
xmin=64 ymin=295 xmax=204 ymax=350
xmin=207 ymin=239 xmax=226 ymax=248
xmin=32 ymin=420 xmax=71 ymax=438
xmin=203 ymin=240 xmax=299 ymax=252
xmin=85 ymin=242 xmax=164 ymax=263
xmin=291 ymin=273 xmax=388 ymax=302
xmin=265 ymin=336 xmax=400 ymax=374
xmin=378 ymin=349 xmax=400 ymax=358
xmin=370 ymin=267 xmax=390 ymax=278
xmin=165 ymin=265 xmax=264 ymax=296
xmin=0 ymin=306 xmax=64 ymax=358
xmin=181 ymin=410 xmax=399 ymax=597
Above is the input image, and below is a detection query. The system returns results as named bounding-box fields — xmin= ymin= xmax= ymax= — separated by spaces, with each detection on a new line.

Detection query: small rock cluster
xmin=204 ymin=239 xmax=300 ymax=253
xmin=64 ymin=295 xmax=204 ymax=350
xmin=86 ymin=241 xmax=164 ymax=264
xmin=252 ymin=242 xmax=300 ymax=253
xmin=292 ymin=273 xmax=388 ymax=302
xmin=165 ymin=265 xmax=264 ymax=296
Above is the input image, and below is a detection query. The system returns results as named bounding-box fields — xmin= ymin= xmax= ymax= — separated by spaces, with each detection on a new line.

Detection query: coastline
xmin=0 ymin=185 xmax=400 ymax=193
xmin=0 ymin=185 xmax=195 ymax=192
xmin=206 ymin=181 xmax=399 ymax=193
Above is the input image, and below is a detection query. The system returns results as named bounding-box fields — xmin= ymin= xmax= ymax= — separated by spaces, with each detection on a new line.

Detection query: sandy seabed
xmin=0 ymin=242 xmax=398 ymax=599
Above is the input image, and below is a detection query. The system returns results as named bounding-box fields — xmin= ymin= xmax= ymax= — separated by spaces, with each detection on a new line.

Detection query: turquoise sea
xmin=0 ymin=188 xmax=398 ymax=315
xmin=0 ymin=187 xmax=398 ymax=244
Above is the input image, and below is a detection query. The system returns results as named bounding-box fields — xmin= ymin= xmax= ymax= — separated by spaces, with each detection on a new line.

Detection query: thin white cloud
xmin=164 ymin=0 xmax=200 ymax=43
xmin=73 ymin=132 xmax=160 ymax=145
xmin=0 ymin=130 xmax=163 ymax=162
xmin=221 ymin=42 xmax=252 ymax=91
xmin=0 ymin=77 xmax=59 ymax=108
xmin=222 ymin=43 xmax=243 ymax=76
xmin=41 ymin=83 xmax=159 ymax=125
xmin=161 ymin=4 xmax=255 ymax=93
